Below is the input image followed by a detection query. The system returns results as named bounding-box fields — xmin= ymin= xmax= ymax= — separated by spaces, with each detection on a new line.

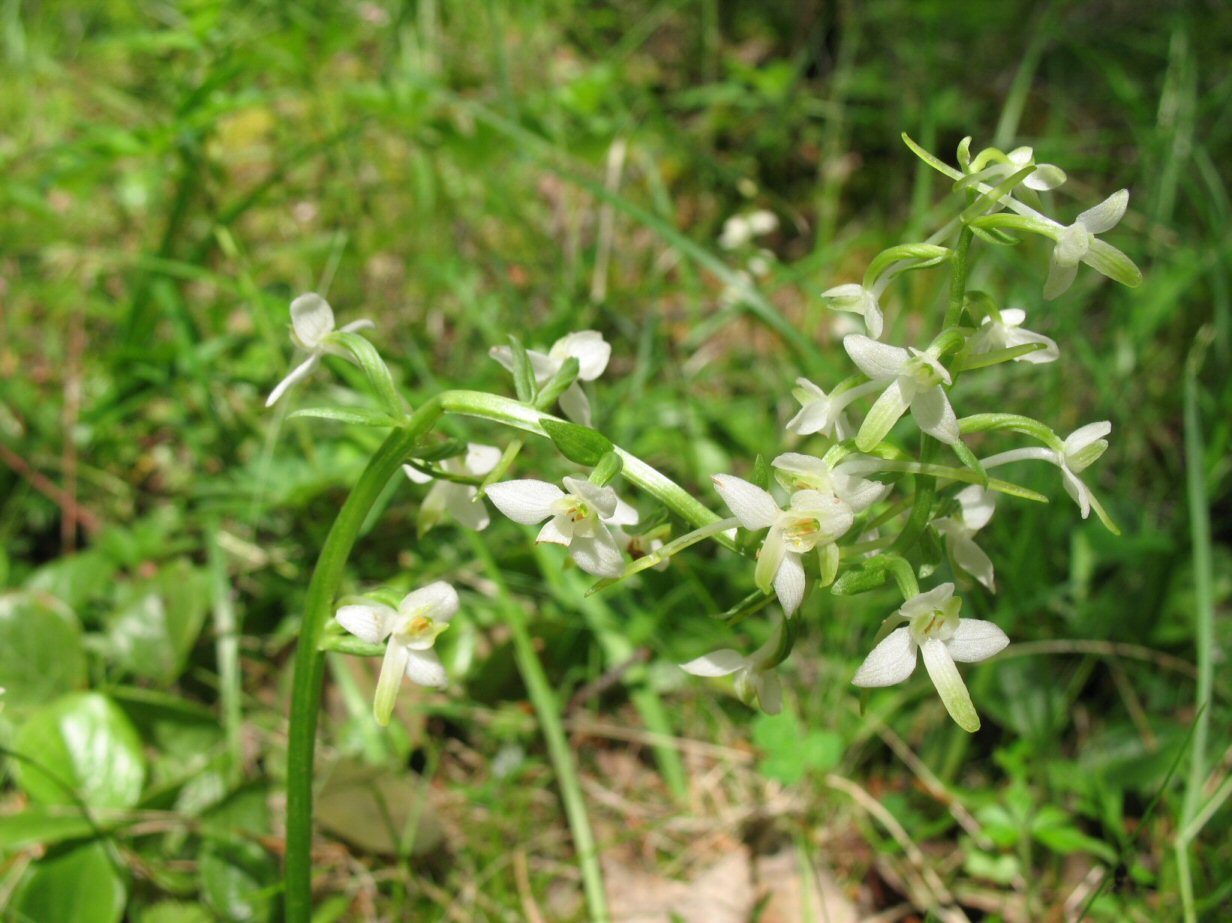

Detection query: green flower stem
xmin=286 ymin=389 xmax=728 ymax=919
xmin=284 ymin=398 xmax=442 ymax=923
xmin=439 ymin=390 xmax=736 ymax=550
xmin=944 ymin=226 xmax=974 ymax=330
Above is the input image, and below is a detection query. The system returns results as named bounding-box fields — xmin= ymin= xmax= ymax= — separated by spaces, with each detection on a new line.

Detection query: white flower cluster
xmin=270 ymin=136 xmax=1139 ymax=735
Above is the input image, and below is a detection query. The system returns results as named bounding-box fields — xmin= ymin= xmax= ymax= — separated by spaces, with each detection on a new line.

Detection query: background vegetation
xmin=1 ymin=0 xmax=1228 ymax=920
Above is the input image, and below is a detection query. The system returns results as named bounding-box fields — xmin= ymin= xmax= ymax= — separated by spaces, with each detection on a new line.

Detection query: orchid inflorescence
xmin=273 ymin=135 xmax=1140 ymax=733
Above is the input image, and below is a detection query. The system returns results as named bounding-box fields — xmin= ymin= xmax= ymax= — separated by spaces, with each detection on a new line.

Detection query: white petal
xmin=563 ymin=477 xmax=618 ymax=519
xmin=403 ymin=463 xmax=433 ymax=485
xmin=949 ymin=533 xmax=996 ymax=592
xmin=1061 ymin=466 xmax=1092 ymax=518
xmin=947 ymin=619 xmax=1009 ymax=663
xmin=290 ymin=293 xmax=336 ymax=349
xmin=755 ymin=524 xmax=787 ymax=595
xmin=1064 ymin=421 xmax=1112 ymax=455
xmin=1078 ymin=189 xmax=1128 ymax=234
xmin=852 ymin=627 xmax=917 ymax=687
xmin=900 ymin=583 xmax=956 ymax=620
xmin=1002 ymin=325 xmax=1059 ymax=364
xmin=406 ymin=649 xmax=448 ymax=689
xmin=568 ymin=528 xmax=625 ymax=577
xmin=489 ymin=345 xmax=515 ymax=373
xmin=605 ymin=497 xmax=640 ymax=527
xmin=831 ymin=467 xmax=890 ymax=513
xmin=336 ymin=603 xmax=396 ymax=644
xmin=374 ymin=640 xmax=410 ymax=725
xmin=679 ymin=649 xmax=747 ymax=677
xmin=443 ymin=485 xmax=489 ymax=531
xmin=712 ymin=475 xmax=780 ymax=530
xmin=338 ymin=318 xmax=377 ymax=334
xmin=956 ymin=485 xmax=996 ymax=531
xmin=844 ymin=335 xmax=909 ymax=381
xmin=536 ymin=515 xmax=573 ymax=546
xmin=786 ymin=401 xmax=835 ymax=436
xmin=1043 ymin=251 xmax=1079 ymax=300
xmin=557 ymin=382 xmax=592 ymax=426
xmin=753 ymin=670 xmax=783 ymax=715
xmin=999 ymin=308 xmax=1027 ymax=326
xmin=910 ymin=385 xmax=960 ymax=445
xmin=486 ymin=480 xmax=565 ymax=524
xmin=552 ymin=331 xmax=611 ymax=381
xmin=464 ymin=443 xmax=503 ymax=476
xmin=265 ymin=355 xmax=320 ymax=407
xmin=772 ymin=452 xmax=829 ymax=489
xmin=855 ymin=380 xmax=910 ymax=451
xmin=773 ymin=551 xmax=806 ymax=617
xmin=919 ymin=638 xmax=980 ymax=732
xmin=399 ymin=581 xmax=459 ymax=623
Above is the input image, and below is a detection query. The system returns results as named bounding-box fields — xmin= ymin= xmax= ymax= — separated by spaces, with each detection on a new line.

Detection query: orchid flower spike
xmin=712 ymin=474 xmax=853 ymax=616
xmin=266 ymin=293 xmax=375 ymax=407
xmin=967 ymin=308 xmax=1059 ymax=364
xmin=843 ymin=335 xmax=960 ymax=450
xmin=404 ymin=443 xmax=502 ymax=534
xmin=485 ymin=476 xmax=638 ymax=578
xmin=679 ymin=612 xmax=787 ymax=714
xmin=1044 ymin=190 xmax=1131 ymax=300
xmin=336 ymin=582 xmax=459 ymax=725
xmin=490 ymin=331 xmax=611 ymax=425
xmin=932 ymin=485 xmax=997 ymax=591
xmin=852 ymin=583 xmax=1008 ymax=732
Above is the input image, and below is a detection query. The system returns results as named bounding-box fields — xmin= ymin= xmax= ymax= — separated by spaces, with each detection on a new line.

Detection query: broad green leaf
xmin=24 ymin=551 xmax=115 ymax=611
xmin=541 ymin=419 xmax=613 ymax=466
xmin=105 ymin=560 xmax=209 ymax=683
xmin=200 ymin=838 xmax=277 ymax=923
xmin=289 ymin=406 xmax=400 ymax=426
xmin=137 ymin=902 xmax=214 ymax=923
xmin=0 ymin=808 xmax=100 ymax=850
xmin=316 ymin=757 xmax=445 ymax=857
xmin=12 ymin=838 xmax=127 ymax=923
xmin=0 ymin=592 xmax=87 ymax=709
xmin=14 ymin=692 xmax=146 ymax=810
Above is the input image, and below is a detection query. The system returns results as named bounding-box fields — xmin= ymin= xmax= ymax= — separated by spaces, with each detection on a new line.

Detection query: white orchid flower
xmin=933 ymin=485 xmax=997 ymax=591
xmin=968 ymin=146 xmax=1066 ymax=193
xmin=485 ymin=476 xmax=638 ymax=578
xmin=336 ymin=581 xmax=459 ymax=725
xmin=785 ymin=377 xmax=883 ymax=440
xmin=852 ymin=583 xmax=1008 ymax=732
xmin=266 ymin=293 xmax=376 ymax=407
xmin=771 ymin=452 xmax=889 ymax=514
xmin=821 ymin=283 xmax=885 ymax=340
xmin=490 ymin=331 xmax=611 ymax=426
xmin=967 ymin=308 xmax=1059 ymax=364
xmin=403 ymin=443 xmax=502 ymax=533
xmin=679 ymin=612 xmax=787 ymax=714
xmin=843 ymin=335 xmax=960 ymax=450
xmin=712 ymin=474 xmax=853 ymax=616
xmin=982 ymin=422 xmax=1113 ymax=526
xmin=610 ymin=526 xmax=670 ymax=571
xmin=1043 ymin=190 xmax=1130 ymax=300
xmin=719 ymin=209 xmax=778 ymax=250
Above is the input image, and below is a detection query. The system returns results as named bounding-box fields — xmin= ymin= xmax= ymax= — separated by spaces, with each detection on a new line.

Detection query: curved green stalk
xmin=284 ymin=399 xmax=442 ymax=922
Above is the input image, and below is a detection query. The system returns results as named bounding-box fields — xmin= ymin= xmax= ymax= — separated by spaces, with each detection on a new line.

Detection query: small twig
xmin=826 ymin=773 xmax=970 ymax=923
xmin=512 ymin=849 xmax=548 ymax=923
xmin=567 ymin=648 xmax=651 ymax=712
xmin=61 ymin=308 xmax=85 ymax=552
xmin=0 ymin=442 xmax=104 ymax=535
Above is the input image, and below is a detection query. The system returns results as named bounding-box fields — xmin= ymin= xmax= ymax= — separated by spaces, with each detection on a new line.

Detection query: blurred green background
xmin=1 ymin=1 xmax=1228 ymax=920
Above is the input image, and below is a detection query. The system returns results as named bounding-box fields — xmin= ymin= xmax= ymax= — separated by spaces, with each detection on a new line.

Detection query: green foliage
xmin=0 ymin=0 xmax=1226 ymax=919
